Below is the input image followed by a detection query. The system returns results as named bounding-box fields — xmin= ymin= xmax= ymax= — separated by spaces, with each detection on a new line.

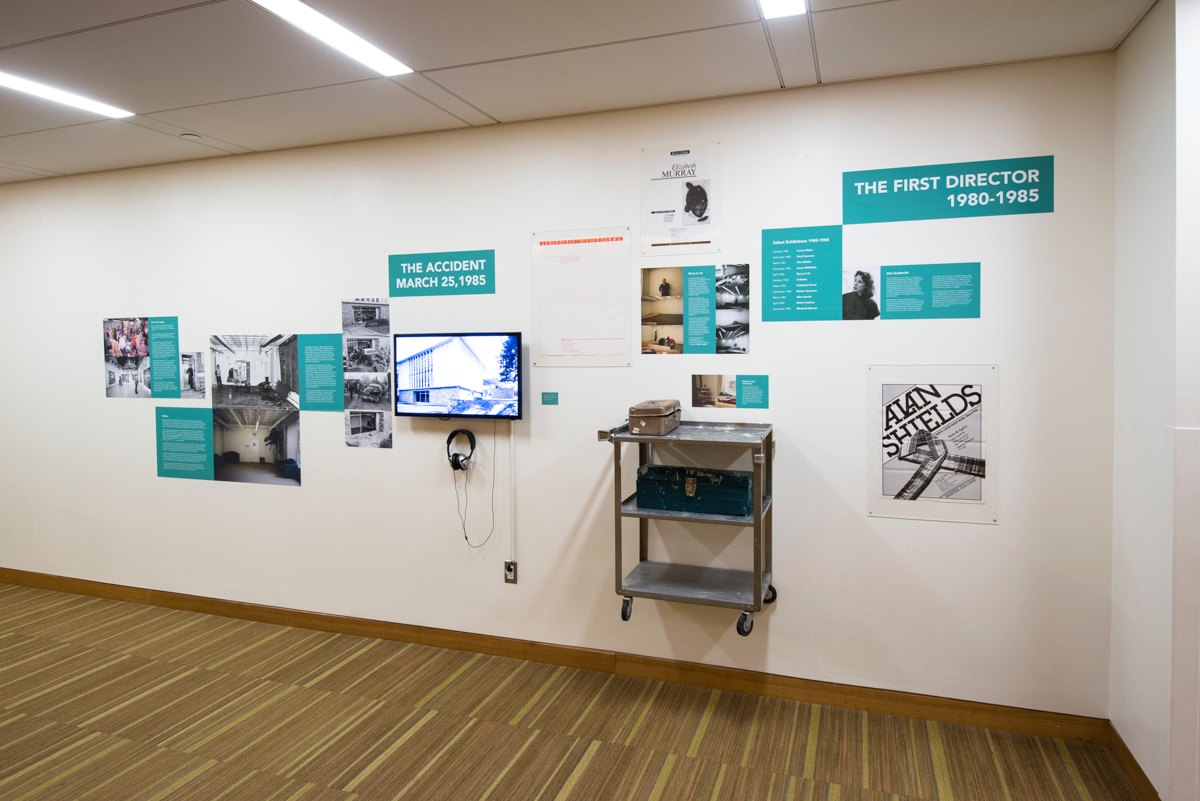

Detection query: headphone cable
xmin=455 ymin=420 xmax=497 ymax=549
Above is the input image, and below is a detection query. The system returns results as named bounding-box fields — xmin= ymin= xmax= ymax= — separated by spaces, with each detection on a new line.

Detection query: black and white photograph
xmin=715 ymin=263 xmax=750 ymax=309
xmin=343 ymin=298 xmax=393 ymax=448
xmin=210 ymin=334 xmax=300 ymax=411
xmin=103 ymin=317 xmax=151 ymax=397
xmin=342 ymin=298 xmax=391 ymax=338
xmin=346 ymin=408 xmax=393 ymax=448
xmin=180 ymin=352 xmax=206 ymax=399
xmin=209 ymin=334 xmax=301 ymax=487
xmin=344 ymin=371 xmax=391 ymax=411
xmin=843 ymin=268 xmax=881 ymax=320
xmin=212 ymin=408 xmax=301 ymax=486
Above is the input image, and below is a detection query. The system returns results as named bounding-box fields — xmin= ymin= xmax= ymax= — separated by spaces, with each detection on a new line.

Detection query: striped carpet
xmin=0 ymin=583 xmax=1138 ymax=801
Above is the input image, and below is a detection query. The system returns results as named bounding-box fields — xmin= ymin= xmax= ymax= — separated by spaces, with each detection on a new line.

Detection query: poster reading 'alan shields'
xmin=867 ymin=365 xmax=998 ymax=524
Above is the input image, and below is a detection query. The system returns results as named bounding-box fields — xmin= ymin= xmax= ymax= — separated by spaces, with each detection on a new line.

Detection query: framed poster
xmin=867 ymin=364 xmax=998 ymax=524
xmin=530 ymin=228 xmax=630 ymax=367
xmin=640 ymin=141 xmax=720 ymax=255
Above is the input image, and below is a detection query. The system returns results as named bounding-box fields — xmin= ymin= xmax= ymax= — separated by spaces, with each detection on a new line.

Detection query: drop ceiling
xmin=0 ymin=0 xmax=1155 ymax=185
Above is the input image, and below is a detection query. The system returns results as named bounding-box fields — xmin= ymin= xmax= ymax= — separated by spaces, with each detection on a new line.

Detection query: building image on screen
xmin=394 ymin=333 xmax=522 ymax=419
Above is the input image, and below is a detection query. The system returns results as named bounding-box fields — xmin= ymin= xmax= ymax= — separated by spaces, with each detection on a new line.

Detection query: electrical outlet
xmin=504 ymin=561 xmax=518 ymax=584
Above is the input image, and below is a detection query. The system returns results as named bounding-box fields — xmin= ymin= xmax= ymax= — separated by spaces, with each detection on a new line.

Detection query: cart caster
xmin=621 ymin=597 xmax=632 ymax=621
xmin=736 ymin=612 xmax=753 ymax=637
xmin=763 ymin=584 xmax=777 ymax=605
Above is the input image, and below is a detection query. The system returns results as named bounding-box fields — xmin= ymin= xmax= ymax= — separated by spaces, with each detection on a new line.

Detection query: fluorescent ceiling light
xmin=249 ymin=0 xmax=412 ymax=76
xmin=0 ymin=70 xmax=133 ymax=118
xmin=759 ymin=0 xmax=807 ymax=19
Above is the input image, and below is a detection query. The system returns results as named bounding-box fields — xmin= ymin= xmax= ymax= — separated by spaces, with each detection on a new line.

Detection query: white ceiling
xmin=0 ymin=0 xmax=1155 ymax=184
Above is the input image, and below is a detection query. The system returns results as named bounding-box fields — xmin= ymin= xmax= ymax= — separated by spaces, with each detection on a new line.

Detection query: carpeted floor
xmin=0 ymin=583 xmax=1139 ymax=800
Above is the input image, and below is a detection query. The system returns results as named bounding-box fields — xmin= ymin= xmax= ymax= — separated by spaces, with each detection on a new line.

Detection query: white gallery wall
xmin=1113 ymin=0 xmax=1176 ymax=792
xmin=0 ymin=54 xmax=1117 ymax=719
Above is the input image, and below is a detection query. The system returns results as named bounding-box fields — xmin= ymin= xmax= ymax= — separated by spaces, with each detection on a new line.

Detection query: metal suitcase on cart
xmin=628 ymin=399 xmax=681 ymax=435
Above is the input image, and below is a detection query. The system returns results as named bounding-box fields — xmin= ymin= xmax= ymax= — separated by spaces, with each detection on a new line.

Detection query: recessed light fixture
xmin=0 ymin=70 xmax=134 ymax=118
xmin=248 ymin=0 xmax=412 ymax=77
xmin=759 ymin=0 xmax=808 ymax=19
xmin=180 ymin=133 xmax=202 ymax=141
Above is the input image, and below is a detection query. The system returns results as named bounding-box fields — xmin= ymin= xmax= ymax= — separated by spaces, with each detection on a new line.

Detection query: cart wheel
xmin=621 ymin=597 xmax=632 ymax=622
xmin=736 ymin=612 xmax=753 ymax=637
xmin=763 ymin=584 xmax=777 ymax=605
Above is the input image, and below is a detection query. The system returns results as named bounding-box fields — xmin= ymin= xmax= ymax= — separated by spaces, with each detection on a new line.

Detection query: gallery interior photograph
xmin=0 ymin=1 xmax=1195 ymax=800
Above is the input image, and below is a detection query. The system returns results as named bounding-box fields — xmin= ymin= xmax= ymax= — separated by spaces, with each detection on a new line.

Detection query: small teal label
xmin=389 ymin=249 xmax=496 ymax=297
xmin=148 ymin=316 xmax=181 ymax=398
xmin=683 ymin=266 xmax=716 ymax=353
xmin=297 ymin=334 xmax=345 ymax=411
xmin=881 ymin=263 xmax=980 ymax=319
xmin=844 ymin=156 xmax=1053 ymax=224
xmin=762 ymin=226 xmax=843 ymax=321
xmin=156 ymin=407 xmax=213 ymax=480
xmin=541 ymin=392 xmax=559 ymax=406
xmin=736 ymin=375 xmax=769 ymax=409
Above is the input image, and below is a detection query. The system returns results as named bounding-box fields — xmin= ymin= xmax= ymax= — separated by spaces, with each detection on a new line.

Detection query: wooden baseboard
xmin=1104 ymin=721 xmax=1162 ymax=801
xmin=0 ymin=565 xmax=1155 ymax=798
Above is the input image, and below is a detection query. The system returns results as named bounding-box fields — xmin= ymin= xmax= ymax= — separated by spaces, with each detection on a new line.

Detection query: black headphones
xmin=446 ymin=429 xmax=476 ymax=471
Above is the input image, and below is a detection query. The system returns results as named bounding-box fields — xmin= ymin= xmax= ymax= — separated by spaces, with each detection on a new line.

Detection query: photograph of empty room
xmin=212 ymin=407 xmax=300 ymax=486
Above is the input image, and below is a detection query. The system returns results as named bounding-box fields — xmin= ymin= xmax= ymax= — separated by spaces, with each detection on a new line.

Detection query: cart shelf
xmin=599 ymin=419 xmax=776 ymax=636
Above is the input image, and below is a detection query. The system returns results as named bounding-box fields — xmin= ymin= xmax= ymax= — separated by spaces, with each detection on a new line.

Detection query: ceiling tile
xmin=0 ymin=91 xmax=100 ymax=137
xmin=306 ymin=0 xmax=765 ymax=70
xmin=391 ymin=74 xmax=497 ymax=126
xmin=0 ymin=0 xmax=204 ymax=48
xmin=0 ymin=162 xmax=59 ymax=184
xmin=766 ymin=15 xmax=818 ymax=87
xmin=130 ymin=117 xmax=255 ymax=154
xmin=0 ymin=119 xmax=231 ymax=174
xmin=145 ymin=79 xmax=469 ymax=151
xmin=427 ymin=23 xmax=781 ymax=123
xmin=0 ymin=2 xmax=375 ymax=114
xmin=814 ymin=0 xmax=1148 ymax=83
xmin=808 ymin=0 xmax=889 ymax=11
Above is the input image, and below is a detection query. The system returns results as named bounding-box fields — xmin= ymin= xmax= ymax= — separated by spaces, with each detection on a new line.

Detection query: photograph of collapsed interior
xmin=209 ymin=334 xmax=300 ymax=411
xmin=103 ymin=317 xmax=151 ymax=397
xmin=345 ymin=407 xmax=393 ymax=448
xmin=212 ymin=408 xmax=301 ymax=486
xmin=180 ymin=352 xmax=206 ymax=399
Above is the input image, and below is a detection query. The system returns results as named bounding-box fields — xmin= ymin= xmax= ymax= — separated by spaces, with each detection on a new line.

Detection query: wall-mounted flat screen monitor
xmin=393 ymin=332 xmax=523 ymax=420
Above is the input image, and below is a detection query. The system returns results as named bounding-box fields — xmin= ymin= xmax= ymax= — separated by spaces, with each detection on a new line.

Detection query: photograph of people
xmin=640 ymin=267 xmax=684 ymax=353
xmin=180 ymin=352 xmax=205 ymax=399
xmin=843 ymin=269 xmax=881 ymax=320
xmin=103 ymin=317 xmax=151 ymax=397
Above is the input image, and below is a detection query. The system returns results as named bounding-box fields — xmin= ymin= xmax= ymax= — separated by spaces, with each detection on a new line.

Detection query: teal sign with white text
xmin=389 ymin=250 xmax=495 ymax=297
xmin=148 ymin=316 xmax=181 ymax=398
xmin=844 ymin=156 xmax=1053 ymax=224
xmin=736 ymin=375 xmax=769 ymax=409
xmin=880 ymin=263 xmax=980 ymax=320
xmin=156 ymin=407 xmax=213 ymax=480
xmin=297 ymin=334 xmax=344 ymax=411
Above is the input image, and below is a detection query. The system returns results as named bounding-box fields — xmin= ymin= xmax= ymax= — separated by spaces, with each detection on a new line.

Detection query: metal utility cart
xmin=597 ymin=421 xmax=775 ymax=636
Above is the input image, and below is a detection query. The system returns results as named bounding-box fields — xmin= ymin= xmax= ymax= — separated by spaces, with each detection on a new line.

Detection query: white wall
xmin=1112 ymin=0 xmax=1177 ymax=792
xmin=1171 ymin=1 xmax=1200 ymax=797
xmin=0 ymin=54 xmax=1116 ymax=716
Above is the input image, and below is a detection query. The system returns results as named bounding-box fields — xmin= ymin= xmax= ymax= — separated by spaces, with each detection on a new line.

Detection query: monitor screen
xmin=393 ymin=332 xmax=523 ymax=419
